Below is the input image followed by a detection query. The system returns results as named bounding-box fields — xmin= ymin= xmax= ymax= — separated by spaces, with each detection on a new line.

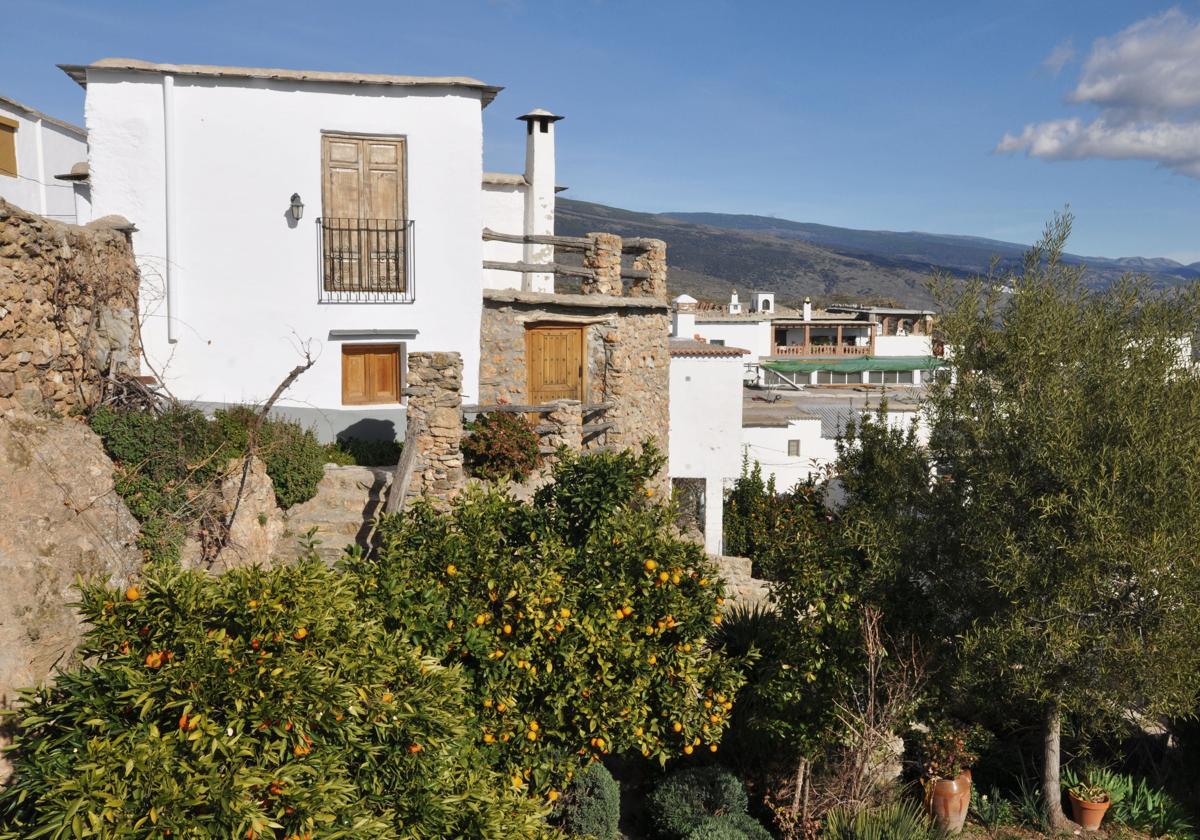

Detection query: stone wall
xmin=713 ymin=555 xmax=771 ymax=608
xmin=0 ymin=200 xmax=139 ymax=414
xmin=479 ymin=292 xmax=670 ymax=456
xmin=404 ymin=351 xmax=465 ymax=502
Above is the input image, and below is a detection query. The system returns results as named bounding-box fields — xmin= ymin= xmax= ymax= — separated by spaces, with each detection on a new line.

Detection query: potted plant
xmin=914 ymin=721 xmax=984 ymax=835
xmin=1065 ymin=774 xmax=1111 ymax=831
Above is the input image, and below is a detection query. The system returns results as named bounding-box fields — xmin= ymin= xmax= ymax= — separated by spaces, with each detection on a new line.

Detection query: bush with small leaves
xmin=349 ymin=446 xmax=745 ymax=794
xmin=683 ymin=813 xmax=773 ymax=840
xmin=0 ymin=559 xmax=551 ymax=839
xmin=555 ymin=761 xmax=620 ymax=839
xmin=647 ymin=766 xmax=751 ymax=840
xmin=462 ymin=410 xmax=544 ymax=482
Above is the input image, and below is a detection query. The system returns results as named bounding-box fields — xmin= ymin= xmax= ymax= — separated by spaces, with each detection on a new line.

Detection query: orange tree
xmin=345 ymin=446 xmax=746 ymax=794
xmin=0 ymin=559 xmax=551 ymax=839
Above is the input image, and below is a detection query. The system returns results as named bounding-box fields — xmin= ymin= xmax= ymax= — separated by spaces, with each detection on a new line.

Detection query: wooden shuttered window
xmin=0 ymin=116 xmax=17 ymax=177
xmin=341 ymin=344 xmax=404 ymax=405
xmin=321 ymin=133 xmax=407 ymax=292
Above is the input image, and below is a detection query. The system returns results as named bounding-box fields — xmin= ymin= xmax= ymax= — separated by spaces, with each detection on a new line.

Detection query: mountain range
xmin=555 ymin=198 xmax=1200 ymax=308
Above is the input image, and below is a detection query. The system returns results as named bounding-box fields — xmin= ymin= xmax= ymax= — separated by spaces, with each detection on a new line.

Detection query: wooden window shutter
xmin=321 ymin=134 xmax=407 ymax=292
xmin=0 ymin=117 xmax=17 ymax=177
xmin=341 ymin=344 xmax=405 ymax=405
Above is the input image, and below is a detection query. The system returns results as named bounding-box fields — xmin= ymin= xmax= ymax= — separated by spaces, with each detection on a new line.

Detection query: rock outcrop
xmin=0 ymin=412 xmax=141 ymax=780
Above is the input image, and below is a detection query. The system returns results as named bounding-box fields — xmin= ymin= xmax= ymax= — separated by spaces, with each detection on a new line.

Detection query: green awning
xmin=761 ymin=355 xmax=946 ymax=373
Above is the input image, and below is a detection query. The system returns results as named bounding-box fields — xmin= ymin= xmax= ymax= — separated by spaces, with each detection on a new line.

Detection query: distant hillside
xmin=556 ymin=199 xmax=1200 ymax=308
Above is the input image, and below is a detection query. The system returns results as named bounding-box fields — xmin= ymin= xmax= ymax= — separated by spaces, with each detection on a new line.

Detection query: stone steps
xmin=278 ymin=464 xmax=394 ymax=563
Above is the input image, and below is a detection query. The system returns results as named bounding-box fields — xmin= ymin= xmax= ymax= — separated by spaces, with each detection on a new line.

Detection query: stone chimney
xmin=673 ymin=294 xmax=698 ymax=338
xmin=518 ymin=108 xmax=563 ymax=293
xmin=729 ymin=290 xmax=742 ymax=315
xmin=803 ymin=296 xmax=812 ymax=322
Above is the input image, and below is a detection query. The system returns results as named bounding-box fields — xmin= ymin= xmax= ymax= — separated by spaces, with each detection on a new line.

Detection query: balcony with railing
xmin=772 ymin=342 xmax=873 ymax=357
xmin=318 ymin=218 xmax=414 ymax=303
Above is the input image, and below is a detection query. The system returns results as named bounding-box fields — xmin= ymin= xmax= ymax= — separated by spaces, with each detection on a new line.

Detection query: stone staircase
xmin=278 ymin=464 xmax=393 ymax=563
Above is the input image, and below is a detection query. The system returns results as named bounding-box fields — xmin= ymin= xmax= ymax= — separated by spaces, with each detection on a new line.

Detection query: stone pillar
xmin=628 ymin=239 xmax=667 ymax=300
xmin=581 ymin=232 xmax=623 ymax=296
xmin=404 ymin=351 xmax=465 ymax=502
xmin=542 ymin=399 xmax=583 ymax=454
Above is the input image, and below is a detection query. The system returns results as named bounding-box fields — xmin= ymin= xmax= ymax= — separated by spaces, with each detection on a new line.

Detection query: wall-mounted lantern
xmin=289 ymin=193 xmax=304 ymax=221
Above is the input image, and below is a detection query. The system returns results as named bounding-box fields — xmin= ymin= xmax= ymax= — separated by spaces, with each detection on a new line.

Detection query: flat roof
xmin=59 ymin=58 xmax=503 ymax=107
xmin=0 ymin=94 xmax=85 ymax=137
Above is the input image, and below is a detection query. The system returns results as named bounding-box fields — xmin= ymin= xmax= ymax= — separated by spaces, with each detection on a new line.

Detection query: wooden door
xmin=527 ymin=327 xmax=584 ymax=403
xmin=342 ymin=344 xmax=403 ymax=405
xmin=322 ymin=134 xmax=406 ymax=291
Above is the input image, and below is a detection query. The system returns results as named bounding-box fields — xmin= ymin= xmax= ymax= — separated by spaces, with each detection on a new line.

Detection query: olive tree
xmin=925 ymin=213 xmax=1200 ymax=829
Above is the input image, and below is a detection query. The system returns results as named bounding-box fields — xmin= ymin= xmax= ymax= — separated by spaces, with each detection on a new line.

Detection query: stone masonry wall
xmin=0 ymin=199 xmax=139 ymax=414
xmin=479 ymin=298 xmax=670 ymax=456
xmin=405 ymin=351 xmax=465 ymax=502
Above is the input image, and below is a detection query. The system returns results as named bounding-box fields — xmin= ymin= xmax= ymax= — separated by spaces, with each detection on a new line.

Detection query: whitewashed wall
xmin=669 ymin=353 xmax=746 ymax=554
xmin=692 ymin=320 xmax=772 ymax=359
xmin=0 ymin=101 xmax=86 ymax=222
xmin=742 ymin=418 xmax=836 ymax=493
xmin=84 ymin=70 xmax=486 ymax=431
xmin=874 ymin=335 xmax=932 ymax=356
xmin=481 ymin=181 xmax=525 ymax=290
xmin=742 ymin=407 xmax=928 ymax=493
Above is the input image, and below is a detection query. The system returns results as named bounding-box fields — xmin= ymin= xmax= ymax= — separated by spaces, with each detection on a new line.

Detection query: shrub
xmin=684 ymin=813 xmax=773 ymax=840
xmin=822 ymin=799 xmax=939 ymax=840
xmin=970 ymin=785 xmax=1017 ymax=829
xmin=556 ymin=761 xmax=620 ymax=839
xmin=212 ymin=406 xmax=327 ymax=508
xmin=325 ymin=435 xmax=403 ymax=467
xmin=462 ymin=410 xmax=543 ymax=482
xmin=91 ymin=405 xmax=331 ymax=561
xmin=347 ymin=446 xmax=745 ymax=792
xmin=0 ymin=559 xmax=551 ymax=839
xmin=647 ymin=766 xmax=751 ymax=839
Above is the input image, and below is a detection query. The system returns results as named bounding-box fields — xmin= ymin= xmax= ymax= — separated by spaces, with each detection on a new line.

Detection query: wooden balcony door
xmin=321 ymin=133 xmax=406 ymax=291
xmin=527 ymin=326 xmax=584 ymax=403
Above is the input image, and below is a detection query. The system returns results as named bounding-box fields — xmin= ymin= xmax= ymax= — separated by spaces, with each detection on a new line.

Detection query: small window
xmin=0 ymin=117 xmax=17 ymax=177
xmin=787 ymin=439 xmax=801 ymax=457
xmin=817 ymin=370 xmax=855 ymax=384
xmin=709 ymin=339 xmax=726 ymax=346
xmin=761 ymin=299 xmax=771 ymax=311
xmin=342 ymin=343 xmax=404 ymax=405
xmin=868 ymin=370 xmax=916 ymax=384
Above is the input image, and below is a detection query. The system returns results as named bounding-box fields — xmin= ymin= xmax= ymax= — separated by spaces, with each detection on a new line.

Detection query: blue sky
xmin=5 ymin=0 xmax=1198 ymax=262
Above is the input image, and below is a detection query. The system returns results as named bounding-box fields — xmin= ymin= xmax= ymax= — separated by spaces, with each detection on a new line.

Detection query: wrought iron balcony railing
xmin=317 ymin=218 xmax=414 ymax=303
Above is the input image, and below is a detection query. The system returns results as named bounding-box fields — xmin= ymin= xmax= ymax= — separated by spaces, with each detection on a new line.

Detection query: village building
xmin=0 ymin=95 xmax=88 ymax=224
xmin=685 ymin=290 xmax=942 ymax=388
xmin=668 ymin=324 xmax=748 ymax=553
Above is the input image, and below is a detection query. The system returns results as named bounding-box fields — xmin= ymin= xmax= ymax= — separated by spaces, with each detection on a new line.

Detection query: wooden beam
xmin=482 ymin=228 xmax=591 ymax=249
xmin=619 ymin=268 xmax=652 ymax=280
xmin=582 ymin=422 xmax=615 ymax=437
xmin=483 ymin=259 xmax=595 ymax=279
xmin=462 ymin=402 xmax=560 ymax=414
xmin=621 ymin=238 xmax=660 ymax=251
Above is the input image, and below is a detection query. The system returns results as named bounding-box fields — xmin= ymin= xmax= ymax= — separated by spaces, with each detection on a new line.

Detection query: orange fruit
xmin=293 ymin=627 xmax=307 ymax=640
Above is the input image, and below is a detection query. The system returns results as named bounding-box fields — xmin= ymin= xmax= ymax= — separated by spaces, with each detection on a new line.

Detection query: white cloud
xmin=1040 ymin=39 xmax=1075 ymax=76
xmin=999 ymin=9 xmax=1200 ymax=178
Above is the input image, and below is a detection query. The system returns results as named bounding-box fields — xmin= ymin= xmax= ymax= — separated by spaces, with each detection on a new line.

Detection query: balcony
xmin=318 ymin=218 xmax=414 ymax=303
xmin=772 ymin=342 xmax=873 ymax=357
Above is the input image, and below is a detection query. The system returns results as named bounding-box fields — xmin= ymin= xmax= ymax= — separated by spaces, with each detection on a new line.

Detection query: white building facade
xmin=68 ymin=58 xmax=509 ymax=441
xmin=0 ymin=95 xmax=88 ymax=223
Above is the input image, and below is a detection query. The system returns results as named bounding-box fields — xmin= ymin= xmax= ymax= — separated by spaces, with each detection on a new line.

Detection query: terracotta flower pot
xmin=928 ymin=770 xmax=972 ymax=834
xmin=1068 ymin=790 xmax=1111 ymax=831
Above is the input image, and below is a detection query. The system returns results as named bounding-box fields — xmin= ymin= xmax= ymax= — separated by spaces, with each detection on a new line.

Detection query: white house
xmin=0 ymin=95 xmax=88 ymax=223
xmin=688 ymin=291 xmax=942 ymax=388
xmin=65 ymin=57 xmax=521 ymax=441
xmin=668 ymin=296 xmax=748 ymax=553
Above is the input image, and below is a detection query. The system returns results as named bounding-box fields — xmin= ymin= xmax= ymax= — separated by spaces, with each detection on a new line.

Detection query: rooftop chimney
xmin=518 ymin=108 xmax=563 ymax=293
xmin=803 ymin=296 xmax=812 ymax=322
xmin=673 ymin=294 xmax=698 ymax=338
xmin=729 ymin=290 xmax=742 ymax=315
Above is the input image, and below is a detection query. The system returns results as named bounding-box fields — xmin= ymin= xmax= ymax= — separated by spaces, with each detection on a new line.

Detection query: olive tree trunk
xmin=1041 ymin=700 xmax=1076 ymax=832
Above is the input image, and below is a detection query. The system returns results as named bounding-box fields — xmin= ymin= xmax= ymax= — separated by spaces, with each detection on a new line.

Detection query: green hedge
xmin=647 ymin=766 xmax=754 ymax=840
xmin=556 ymin=761 xmax=621 ymax=839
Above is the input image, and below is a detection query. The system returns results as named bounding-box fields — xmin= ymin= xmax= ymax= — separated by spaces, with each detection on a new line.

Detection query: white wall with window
xmin=0 ymin=96 xmax=87 ymax=223
xmin=691 ymin=319 xmax=773 ymax=359
xmin=76 ymin=59 xmax=496 ymax=438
